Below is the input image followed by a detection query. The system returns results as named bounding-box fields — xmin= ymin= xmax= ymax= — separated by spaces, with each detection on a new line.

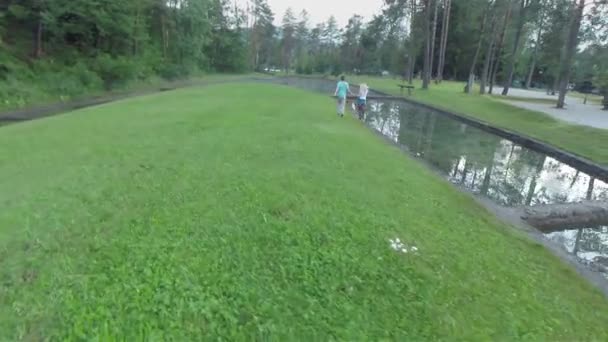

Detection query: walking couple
xmin=334 ymin=76 xmax=368 ymax=120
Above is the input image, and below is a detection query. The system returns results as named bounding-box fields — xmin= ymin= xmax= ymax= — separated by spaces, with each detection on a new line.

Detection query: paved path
xmin=498 ymin=88 xmax=608 ymax=129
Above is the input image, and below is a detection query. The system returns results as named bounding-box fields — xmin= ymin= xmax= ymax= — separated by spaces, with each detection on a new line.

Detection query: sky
xmin=257 ymin=0 xmax=384 ymax=27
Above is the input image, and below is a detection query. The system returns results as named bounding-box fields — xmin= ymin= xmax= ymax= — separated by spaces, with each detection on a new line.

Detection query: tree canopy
xmin=1 ymin=0 xmax=607 ymax=107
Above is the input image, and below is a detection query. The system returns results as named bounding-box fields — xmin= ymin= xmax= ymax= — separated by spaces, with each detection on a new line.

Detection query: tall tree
xmin=594 ymin=46 xmax=608 ymax=110
xmin=280 ymin=8 xmax=296 ymax=74
xmin=537 ymin=0 xmax=569 ymax=95
xmin=524 ymin=1 xmax=547 ymax=89
xmin=556 ymin=0 xmax=586 ymax=108
xmin=340 ymin=15 xmax=364 ymax=73
xmin=294 ymin=10 xmax=310 ymax=71
xmin=488 ymin=0 xmax=513 ymax=94
xmin=249 ymin=0 xmax=274 ymax=70
xmin=436 ymin=0 xmax=452 ymax=81
xmin=359 ymin=15 xmax=386 ymax=74
xmin=422 ymin=0 xmax=432 ymax=89
xmin=320 ymin=15 xmax=342 ymax=74
xmin=407 ymin=0 xmax=420 ymax=83
xmin=502 ymin=0 xmax=533 ymax=95
xmin=466 ymin=0 xmax=493 ymax=94
xmin=480 ymin=0 xmax=507 ymax=94
xmin=323 ymin=16 xmax=340 ymax=47
xmin=429 ymin=0 xmax=440 ymax=78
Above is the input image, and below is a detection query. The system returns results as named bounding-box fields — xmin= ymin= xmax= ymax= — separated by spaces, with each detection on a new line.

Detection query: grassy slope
xmin=490 ymin=94 xmax=557 ymax=104
xmin=0 ymin=71 xmax=263 ymax=113
xmin=1 ymin=83 xmax=607 ymax=339
xmin=570 ymin=91 xmax=604 ymax=105
xmin=347 ymin=76 xmax=608 ymax=165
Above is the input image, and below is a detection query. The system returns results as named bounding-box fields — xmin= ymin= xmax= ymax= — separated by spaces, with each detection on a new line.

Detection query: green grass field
xmin=0 ymin=72 xmax=264 ymax=113
xmin=570 ymin=91 xmax=604 ymax=105
xmin=489 ymin=94 xmax=557 ymax=105
xmin=1 ymin=83 xmax=607 ymax=339
xmin=346 ymin=76 xmax=608 ymax=165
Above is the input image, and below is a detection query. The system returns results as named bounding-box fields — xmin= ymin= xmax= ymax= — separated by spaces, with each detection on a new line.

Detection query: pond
xmin=276 ymin=77 xmax=608 ymax=279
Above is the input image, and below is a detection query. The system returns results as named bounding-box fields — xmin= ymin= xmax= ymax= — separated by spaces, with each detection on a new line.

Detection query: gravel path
xmin=499 ymin=88 xmax=608 ymax=129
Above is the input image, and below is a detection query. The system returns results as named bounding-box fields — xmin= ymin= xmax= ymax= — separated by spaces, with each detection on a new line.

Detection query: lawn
xmin=346 ymin=76 xmax=608 ymax=165
xmin=570 ymin=91 xmax=604 ymax=105
xmin=489 ymin=94 xmax=556 ymax=105
xmin=1 ymin=83 xmax=607 ymax=340
xmin=0 ymin=72 xmax=265 ymax=113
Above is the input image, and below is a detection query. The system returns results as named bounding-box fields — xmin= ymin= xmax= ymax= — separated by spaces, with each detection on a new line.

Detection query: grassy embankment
xmin=0 ymin=66 xmax=261 ymax=114
xmin=1 ymin=83 xmax=607 ymax=339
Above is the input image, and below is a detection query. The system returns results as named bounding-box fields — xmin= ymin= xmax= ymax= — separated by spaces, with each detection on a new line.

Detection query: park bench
xmin=397 ymin=84 xmax=415 ymax=96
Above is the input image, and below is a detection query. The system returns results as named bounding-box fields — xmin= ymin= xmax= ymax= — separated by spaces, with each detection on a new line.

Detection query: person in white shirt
xmin=355 ymin=83 xmax=369 ymax=120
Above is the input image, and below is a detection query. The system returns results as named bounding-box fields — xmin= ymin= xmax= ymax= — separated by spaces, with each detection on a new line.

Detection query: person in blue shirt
xmin=334 ymin=75 xmax=353 ymax=117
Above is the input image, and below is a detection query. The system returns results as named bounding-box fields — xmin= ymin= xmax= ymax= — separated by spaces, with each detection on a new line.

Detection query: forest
xmin=1 ymin=0 xmax=607 ymax=109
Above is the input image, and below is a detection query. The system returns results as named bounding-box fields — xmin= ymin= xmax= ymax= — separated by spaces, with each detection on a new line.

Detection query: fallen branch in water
xmin=520 ymin=201 xmax=608 ymax=233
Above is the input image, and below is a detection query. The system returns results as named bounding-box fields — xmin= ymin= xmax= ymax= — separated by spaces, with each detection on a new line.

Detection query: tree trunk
xmin=525 ymin=8 xmax=545 ymax=89
xmin=422 ymin=0 xmax=432 ymax=89
xmin=460 ymin=159 xmax=470 ymax=184
xmin=489 ymin=1 xmax=512 ymax=94
xmin=587 ymin=177 xmax=595 ymax=200
xmin=437 ymin=0 xmax=452 ymax=82
xmin=429 ymin=0 xmax=440 ymax=79
xmin=557 ymin=0 xmax=585 ymax=109
xmin=480 ymin=160 xmax=494 ymax=195
xmin=132 ymin=4 xmax=142 ymax=56
xmin=34 ymin=16 xmax=43 ymax=58
xmin=466 ymin=3 xmax=491 ymax=94
xmin=525 ymin=155 xmax=546 ymax=205
xmin=573 ymin=228 xmax=583 ymax=255
xmin=525 ymin=56 xmax=537 ymax=89
xmin=452 ymin=158 xmax=461 ymax=177
xmin=471 ymin=169 xmax=479 ymax=187
xmin=521 ymin=201 xmax=608 ymax=233
xmin=603 ymin=90 xmax=608 ymax=110
xmin=569 ymin=170 xmax=580 ymax=189
xmin=407 ymin=0 xmax=418 ymax=85
xmin=480 ymin=39 xmax=495 ymax=94
xmin=416 ymin=113 xmax=430 ymax=151
xmin=504 ymin=144 xmax=516 ymax=178
xmin=407 ymin=55 xmax=415 ymax=84
xmin=480 ymin=5 xmax=501 ymax=95
xmin=424 ymin=113 xmax=436 ymax=154
xmin=160 ymin=14 xmax=168 ymax=58
xmin=502 ymin=0 xmax=529 ymax=96
xmin=551 ymin=77 xmax=559 ymax=95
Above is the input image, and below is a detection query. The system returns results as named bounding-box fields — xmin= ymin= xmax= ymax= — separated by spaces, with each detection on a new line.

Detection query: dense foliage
xmin=0 ymin=0 xmax=607 ymax=108
xmin=0 ymin=0 xmax=247 ymax=108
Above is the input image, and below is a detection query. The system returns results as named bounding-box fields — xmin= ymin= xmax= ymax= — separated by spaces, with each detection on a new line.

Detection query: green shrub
xmin=73 ymin=62 xmax=103 ymax=89
xmin=23 ymin=60 xmax=102 ymax=101
xmin=158 ymin=63 xmax=191 ymax=80
xmin=92 ymin=54 xmax=138 ymax=90
xmin=0 ymin=78 xmax=47 ymax=110
xmin=303 ymin=63 xmax=313 ymax=75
